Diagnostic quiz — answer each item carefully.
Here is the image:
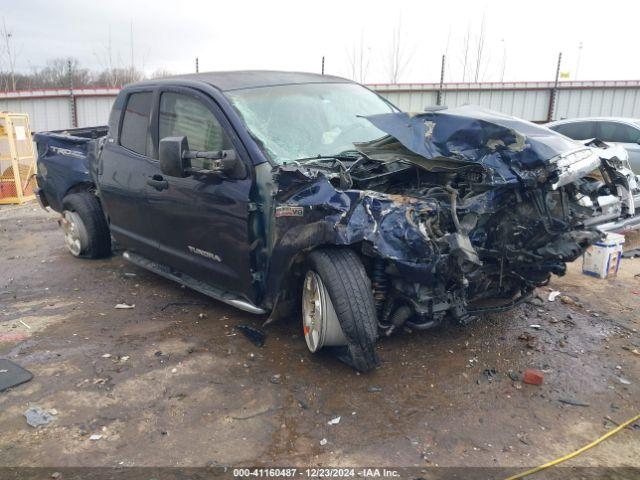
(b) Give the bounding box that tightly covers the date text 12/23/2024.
[233,468,400,478]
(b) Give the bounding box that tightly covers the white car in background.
[546,117,640,173]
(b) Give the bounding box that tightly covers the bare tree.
[473,13,486,82]
[385,17,412,84]
[460,23,471,82]
[149,68,173,79]
[346,30,370,83]
[1,18,18,91]
[93,27,143,87]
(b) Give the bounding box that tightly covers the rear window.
[120,92,152,155]
[551,121,596,140]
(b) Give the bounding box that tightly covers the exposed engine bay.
[271,106,640,333]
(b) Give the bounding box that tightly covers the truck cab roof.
[130,70,352,92]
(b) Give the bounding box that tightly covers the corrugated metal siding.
[2,81,640,131]
[75,96,116,129]
[0,88,120,132]
[555,88,640,119]
[371,80,640,123]
[0,97,70,132]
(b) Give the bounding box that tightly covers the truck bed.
[33,126,108,211]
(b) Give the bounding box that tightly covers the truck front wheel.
[60,192,111,258]
[302,248,379,372]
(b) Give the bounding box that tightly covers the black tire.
[61,192,111,258]
[307,248,379,372]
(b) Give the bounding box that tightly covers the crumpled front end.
[266,106,640,332]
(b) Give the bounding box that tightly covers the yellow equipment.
[0,112,36,204]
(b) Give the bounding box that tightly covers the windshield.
[226,82,395,164]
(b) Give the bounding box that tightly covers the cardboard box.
[582,232,625,279]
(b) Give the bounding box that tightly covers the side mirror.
[192,150,246,179]
[159,136,191,177]
[159,136,247,179]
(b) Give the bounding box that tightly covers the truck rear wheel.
[302,248,379,372]
[61,192,111,259]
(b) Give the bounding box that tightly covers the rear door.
[99,89,160,257]
[144,87,256,301]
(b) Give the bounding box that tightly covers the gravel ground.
[0,203,639,475]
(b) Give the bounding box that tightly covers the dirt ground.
[1,202,639,473]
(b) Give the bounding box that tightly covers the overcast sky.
[4,0,639,84]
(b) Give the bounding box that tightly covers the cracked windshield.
[227,82,395,163]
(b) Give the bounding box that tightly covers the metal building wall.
[0,96,70,132]
[75,96,116,129]
[0,88,120,132]
[1,81,640,132]
[371,80,640,123]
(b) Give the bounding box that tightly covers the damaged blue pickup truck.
[34,71,640,371]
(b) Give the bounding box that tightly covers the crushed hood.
[360,105,585,183]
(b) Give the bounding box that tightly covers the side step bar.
[122,251,266,315]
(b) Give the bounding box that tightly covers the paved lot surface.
[1,203,639,471]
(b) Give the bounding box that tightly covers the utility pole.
[195,57,199,73]
[547,52,562,122]
[436,54,446,106]
[68,59,77,128]
[321,56,325,75]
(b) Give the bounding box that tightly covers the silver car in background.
[546,117,640,173]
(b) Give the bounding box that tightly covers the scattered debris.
[483,368,498,382]
[114,303,135,309]
[548,290,561,302]
[529,324,542,330]
[123,272,137,277]
[24,406,54,428]
[618,377,631,385]
[320,438,328,446]
[327,416,341,425]
[269,374,281,385]
[523,368,544,386]
[19,320,31,329]
[160,301,208,311]
[101,353,112,358]
[367,386,383,393]
[518,332,538,349]
[558,398,590,407]
[0,359,33,392]
[89,434,102,441]
[559,295,577,306]
[235,325,266,347]
[621,248,640,259]
[507,371,519,382]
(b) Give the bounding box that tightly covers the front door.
[144,87,256,301]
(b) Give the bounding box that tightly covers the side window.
[120,92,152,155]
[159,92,230,169]
[552,121,596,140]
[597,122,640,143]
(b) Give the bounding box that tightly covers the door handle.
[147,175,169,191]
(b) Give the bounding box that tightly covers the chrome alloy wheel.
[60,210,88,257]
[302,270,347,352]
